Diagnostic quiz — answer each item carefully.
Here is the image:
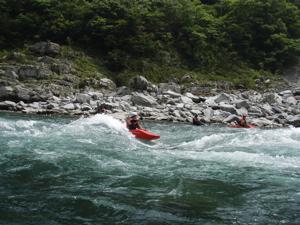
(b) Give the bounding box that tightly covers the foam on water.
[1,112,300,224]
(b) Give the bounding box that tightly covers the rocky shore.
[0,42,299,128]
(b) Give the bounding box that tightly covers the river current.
[0,112,299,225]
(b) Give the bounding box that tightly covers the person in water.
[192,114,204,126]
[237,114,248,127]
[126,112,143,130]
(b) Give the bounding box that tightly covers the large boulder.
[158,82,181,93]
[235,100,250,109]
[0,101,17,110]
[14,86,32,102]
[262,93,282,105]
[99,78,116,90]
[75,93,91,104]
[0,86,14,100]
[51,63,71,74]
[286,115,300,127]
[131,92,157,107]
[219,103,237,114]
[214,93,232,104]
[185,92,204,103]
[129,76,157,92]
[29,41,60,56]
[18,65,52,80]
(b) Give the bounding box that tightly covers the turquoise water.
[0,112,299,225]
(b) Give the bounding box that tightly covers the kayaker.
[192,114,204,126]
[237,114,248,127]
[126,112,143,130]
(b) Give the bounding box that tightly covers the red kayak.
[229,124,255,128]
[130,129,160,140]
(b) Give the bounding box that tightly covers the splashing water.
[0,112,299,225]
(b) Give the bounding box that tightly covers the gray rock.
[219,103,237,114]
[279,90,292,97]
[235,100,250,109]
[0,86,14,100]
[14,86,31,102]
[51,63,71,74]
[117,86,131,96]
[180,96,194,104]
[129,76,157,92]
[248,106,263,117]
[75,93,91,104]
[185,92,203,103]
[251,118,275,127]
[158,82,181,93]
[0,101,17,110]
[131,92,157,107]
[236,107,248,116]
[81,103,92,111]
[18,65,52,80]
[286,115,300,127]
[46,103,59,109]
[214,93,232,104]
[29,41,60,56]
[163,90,182,98]
[262,93,282,105]
[62,103,75,110]
[260,104,274,116]
[293,89,300,96]
[284,96,297,105]
[38,56,57,64]
[203,107,214,122]
[99,78,116,90]
[223,114,240,123]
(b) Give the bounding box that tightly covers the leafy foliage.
[0,0,299,82]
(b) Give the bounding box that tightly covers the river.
[0,112,299,224]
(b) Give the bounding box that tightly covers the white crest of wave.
[176,128,300,151]
[172,150,300,169]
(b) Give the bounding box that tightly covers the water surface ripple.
[0,112,299,224]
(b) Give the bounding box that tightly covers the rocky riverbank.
[0,42,299,127]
